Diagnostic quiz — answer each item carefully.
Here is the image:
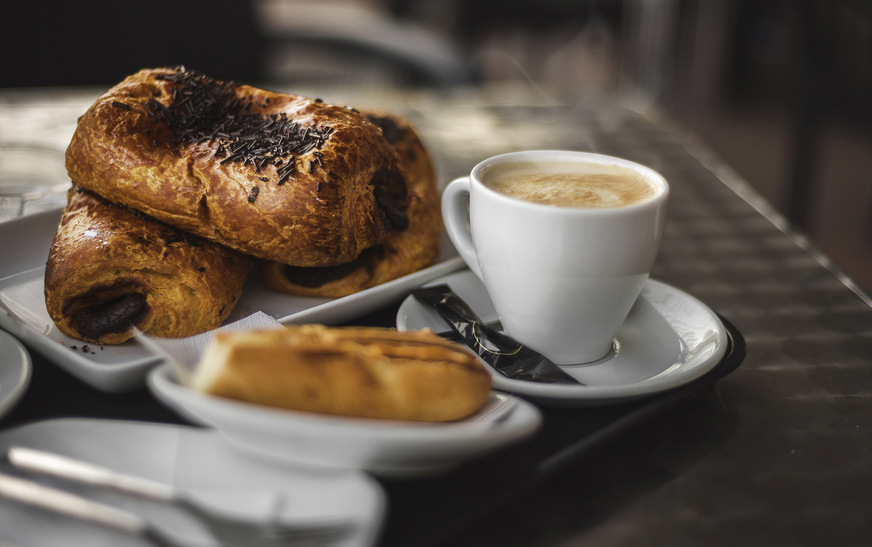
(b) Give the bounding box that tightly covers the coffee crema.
[481,161,659,209]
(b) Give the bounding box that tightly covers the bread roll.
[257,112,441,297]
[193,325,492,422]
[65,67,411,267]
[45,186,249,344]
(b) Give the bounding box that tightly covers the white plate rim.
[396,269,729,406]
[0,329,32,420]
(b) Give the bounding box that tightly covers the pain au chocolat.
[45,186,249,344]
[258,111,441,297]
[64,67,438,272]
[193,325,492,422]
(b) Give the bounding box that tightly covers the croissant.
[65,67,412,267]
[257,112,441,297]
[193,325,492,422]
[44,187,249,344]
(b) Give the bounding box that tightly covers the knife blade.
[412,284,582,385]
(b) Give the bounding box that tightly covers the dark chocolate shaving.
[146,68,333,183]
[145,68,411,232]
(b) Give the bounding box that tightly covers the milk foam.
[482,161,658,208]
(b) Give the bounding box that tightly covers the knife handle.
[0,471,184,547]
[7,447,176,503]
[0,471,143,535]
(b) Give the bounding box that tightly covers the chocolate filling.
[73,293,149,340]
[366,114,406,144]
[283,247,383,288]
[365,115,412,231]
[371,169,409,231]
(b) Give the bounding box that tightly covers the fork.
[4,447,352,547]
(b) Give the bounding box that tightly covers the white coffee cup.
[442,150,669,364]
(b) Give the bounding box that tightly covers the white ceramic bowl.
[147,364,541,477]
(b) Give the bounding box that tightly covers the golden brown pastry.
[257,112,441,297]
[193,325,493,422]
[45,186,249,344]
[65,67,411,267]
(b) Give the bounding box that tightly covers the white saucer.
[0,418,385,547]
[0,329,31,420]
[396,270,728,406]
[148,364,541,478]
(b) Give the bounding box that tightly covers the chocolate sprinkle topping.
[111,101,131,110]
[146,68,333,184]
[142,68,411,232]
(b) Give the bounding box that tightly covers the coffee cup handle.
[441,176,483,279]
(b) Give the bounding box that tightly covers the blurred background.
[2,0,870,293]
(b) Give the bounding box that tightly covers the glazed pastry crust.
[193,325,492,422]
[65,67,410,267]
[257,112,441,297]
[45,187,249,344]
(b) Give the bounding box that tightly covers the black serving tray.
[2,308,745,547]
[377,315,746,547]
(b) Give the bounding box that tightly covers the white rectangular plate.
[0,209,462,392]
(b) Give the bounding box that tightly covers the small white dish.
[396,269,728,406]
[148,363,541,478]
[0,418,385,547]
[0,329,31,421]
[0,208,463,392]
